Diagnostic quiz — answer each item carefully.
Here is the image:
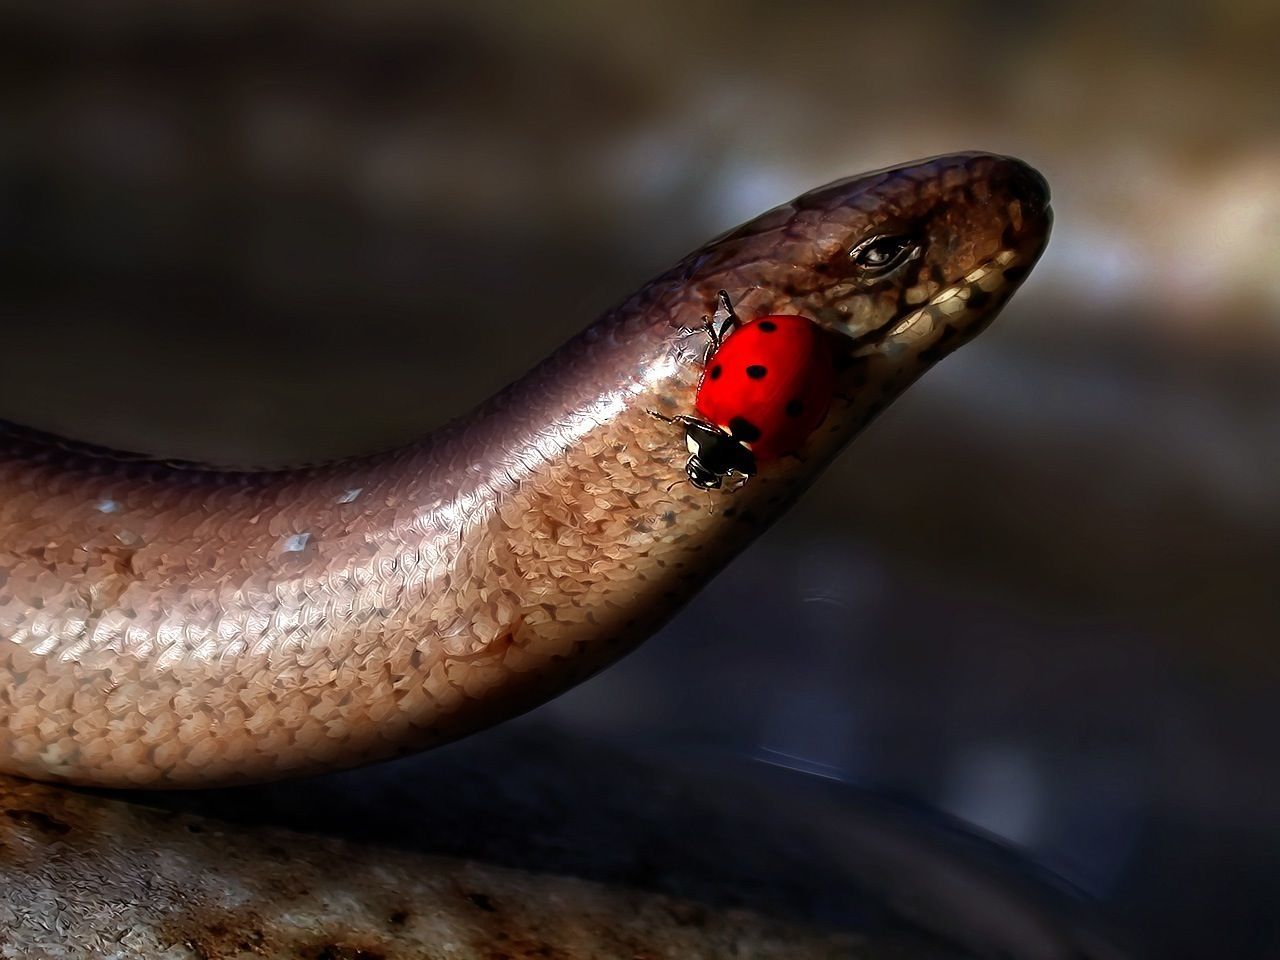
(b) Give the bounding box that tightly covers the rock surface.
[0,727,1126,959]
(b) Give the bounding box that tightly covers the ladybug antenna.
[705,489,716,515]
[665,477,687,494]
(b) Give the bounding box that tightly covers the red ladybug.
[652,291,835,491]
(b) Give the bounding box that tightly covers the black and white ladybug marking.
[649,412,757,491]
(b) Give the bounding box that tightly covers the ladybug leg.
[648,411,706,429]
[698,290,741,365]
[711,289,741,340]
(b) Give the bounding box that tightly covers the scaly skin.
[0,153,1051,787]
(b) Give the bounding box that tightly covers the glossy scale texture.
[0,153,1051,787]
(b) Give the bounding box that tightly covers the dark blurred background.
[2,2,1278,957]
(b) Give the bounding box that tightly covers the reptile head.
[703,152,1051,374]
[804,152,1051,358]
[659,152,1051,485]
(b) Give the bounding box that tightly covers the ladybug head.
[685,457,723,491]
[703,153,1051,373]
[681,419,757,491]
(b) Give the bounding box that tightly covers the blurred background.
[1,1,1278,957]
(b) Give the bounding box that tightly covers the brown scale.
[0,153,1051,787]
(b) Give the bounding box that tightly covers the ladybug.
[652,291,836,491]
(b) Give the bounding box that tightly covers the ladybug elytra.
[653,291,836,491]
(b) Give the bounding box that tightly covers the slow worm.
[0,153,1051,788]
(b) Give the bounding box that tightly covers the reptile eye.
[849,234,919,278]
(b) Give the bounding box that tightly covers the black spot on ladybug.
[757,320,778,332]
[728,417,762,443]
[709,365,723,380]
[746,365,767,379]
[785,399,804,417]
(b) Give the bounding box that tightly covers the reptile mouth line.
[834,257,1005,358]
[844,212,1050,361]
